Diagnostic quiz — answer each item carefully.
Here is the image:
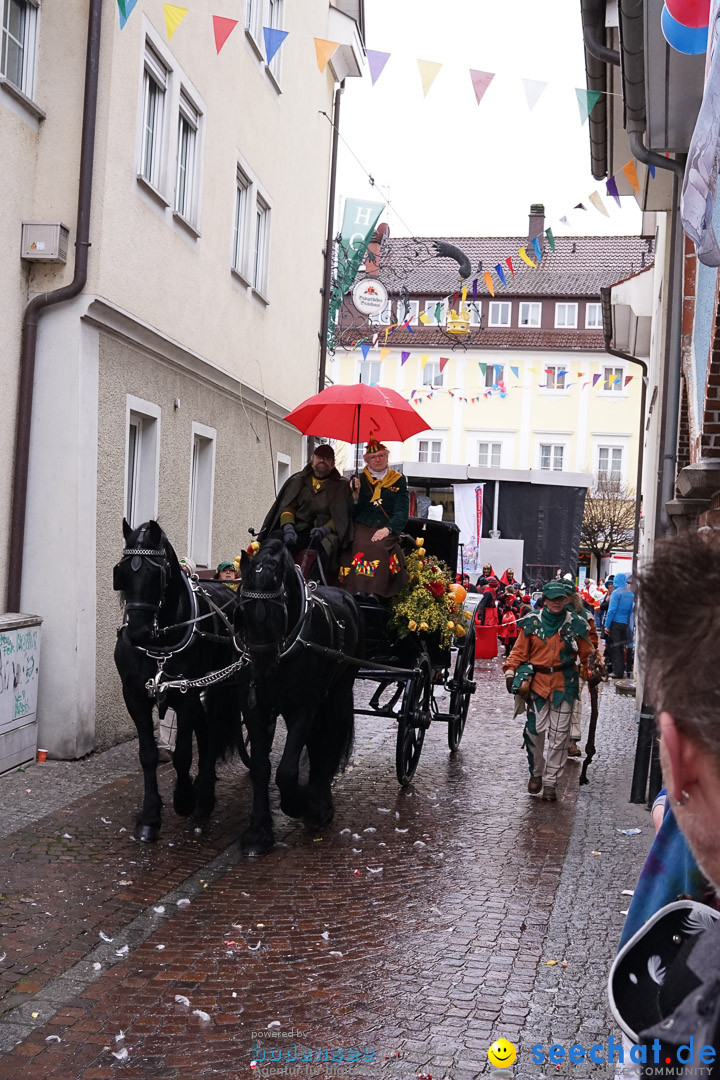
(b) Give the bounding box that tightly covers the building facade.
[1,0,364,755]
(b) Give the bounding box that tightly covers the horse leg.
[122,684,163,842]
[240,704,275,857]
[275,710,312,820]
[304,683,355,829]
[190,694,217,823]
[170,698,196,817]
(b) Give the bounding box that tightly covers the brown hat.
[312,444,335,461]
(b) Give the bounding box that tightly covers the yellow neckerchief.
[363,466,402,504]
[311,475,326,493]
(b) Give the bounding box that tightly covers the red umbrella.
[283,382,431,444]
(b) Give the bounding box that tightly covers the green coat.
[353,469,409,535]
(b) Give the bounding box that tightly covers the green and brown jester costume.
[503,586,594,794]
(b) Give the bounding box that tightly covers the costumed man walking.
[258,444,352,581]
[503,579,595,801]
[338,438,409,598]
[604,571,634,678]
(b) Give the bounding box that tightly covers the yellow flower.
[419,622,429,632]
[416,547,426,557]
[462,610,471,619]
[415,536,424,547]
[408,620,417,631]
[455,624,466,637]
[447,621,455,630]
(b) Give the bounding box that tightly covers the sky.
[336,0,643,239]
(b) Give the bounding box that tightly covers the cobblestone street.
[0,656,652,1080]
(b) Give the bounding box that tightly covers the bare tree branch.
[581,479,637,568]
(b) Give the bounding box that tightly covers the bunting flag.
[410,389,417,398]
[434,302,443,323]
[505,256,515,277]
[401,351,410,365]
[420,354,430,369]
[510,366,519,379]
[472,278,478,301]
[263,25,288,63]
[419,311,431,325]
[622,160,640,194]
[451,291,459,309]
[314,38,339,72]
[439,357,449,372]
[495,365,503,380]
[606,175,621,207]
[575,88,602,125]
[469,69,494,105]
[360,343,371,360]
[483,271,495,297]
[592,374,602,387]
[366,49,391,86]
[624,375,633,386]
[559,216,570,226]
[479,363,487,376]
[380,347,390,363]
[118,0,138,28]
[417,59,442,97]
[213,15,238,53]
[518,246,536,269]
[545,228,555,252]
[582,381,590,390]
[461,284,468,305]
[574,203,587,211]
[164,4,188,40]
[648,164,656,179]
[531,236,542,263]
[588,191,609,217]
[494,263,507,287]
[522,79,548,110]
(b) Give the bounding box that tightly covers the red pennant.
[439,357,449,372]
[505,257,515,278]
[452,292,459,309]
[624,375,633,386]
[213,15,238,53]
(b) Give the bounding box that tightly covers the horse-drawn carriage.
[113,515,476,853]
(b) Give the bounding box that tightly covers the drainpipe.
[6,0,103,612]
[317,80,344,395]
[600,287,647,580]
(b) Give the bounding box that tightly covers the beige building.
[1,0,364,756]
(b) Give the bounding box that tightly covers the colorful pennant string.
[263,25,288,63]
[164,4,188,40]
[213,15,238,53]
[366,49,391,86]
[417,59,443,97]
[315,38,339,73]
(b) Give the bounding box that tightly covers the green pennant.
[479,362,487,376]
[434,301,443,323]
[575,88,602,126]
[545,227,555,252]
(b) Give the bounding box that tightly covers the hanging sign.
[351,277,388,316]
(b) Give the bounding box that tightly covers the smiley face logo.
[488,1038,517,1068]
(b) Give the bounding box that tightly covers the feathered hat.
[364,437,388,455]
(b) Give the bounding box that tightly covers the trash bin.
[0,614,42,774]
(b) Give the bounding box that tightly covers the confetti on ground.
[248,942,261,951]
[618,828,642,836]
[153,905,165,914]
[99,932,113,942]
[621,889,635,896]
[112,1048,129,1061]
[377,808,391,813]
[330,951,343,957]
[367,867,383,874]
[115,946,129,957]
[268,1022,281,1028]
[156,944,165,950]
[413,841,426,848]
[339,828,351,835]
[174,995,191,1007]
[363,827,376,833]
[45,1036,61,1043]
[93,963,102,970]
[545,960,558,966]
[177,898,190,907]
[395,828,408,834]
[100,817,112,824]
[321,931,330,940]
[193,1009,211,1022]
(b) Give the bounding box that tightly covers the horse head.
[236,539,300,672]
[114,519,182,646]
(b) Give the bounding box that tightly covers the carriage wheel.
[396,656,432,786]
[448,625,476,752]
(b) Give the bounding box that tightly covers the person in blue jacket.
[604,571,634,678]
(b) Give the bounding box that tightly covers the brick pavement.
[0,656,652,1080]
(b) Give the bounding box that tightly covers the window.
[232,169,251,277]
[267,0,284,82]
[484,363,504,388]
[418,439,442,464]
[369,302,392,326]
[488,302,511,327]
[555,302,578,328]
[276,452,291,489]
[424,300,447,326]
[174,93,200,222]
[586,302,602,329]
[423,361,444,387]
[544,365,566,390]
[519,302,541,327]
[253,194,271,296]
[1,0,37,96]
[360,359,380,385]
[125,397,160,527]
[397,298,420,326]
[478,442,502,468]
[540,444,564,471]
[188,423,216,567]
[244,0,263,41]
[603,365,624,391]
[598,446,623,481]
[140,45,168,189]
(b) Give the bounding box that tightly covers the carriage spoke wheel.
[448,625,476,752]
[396,655,432,786]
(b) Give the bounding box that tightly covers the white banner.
[453,484,484,574]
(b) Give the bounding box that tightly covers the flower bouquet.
[389,539,472,650]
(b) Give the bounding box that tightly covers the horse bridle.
[115,547,170,619]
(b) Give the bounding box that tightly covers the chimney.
[528,203,545,241]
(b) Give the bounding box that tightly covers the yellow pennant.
[379,347,390,362]
[420,354,430,369]
[622,160,640,194]
[164,4,188,40]
[314,38,339,73]
[518,246,536,269]
[417,59,442,97]
[419,311,431,324]
[461,285,468,305]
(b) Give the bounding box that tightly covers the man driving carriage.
[257,444,352,581]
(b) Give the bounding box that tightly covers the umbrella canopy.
[283,382,431,444]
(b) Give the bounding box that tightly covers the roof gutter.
[6,0,102,612]
[600,286,647,579]
[581,0,617,180]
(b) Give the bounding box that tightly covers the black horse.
[236,539,363,857]
[113,519,247,841]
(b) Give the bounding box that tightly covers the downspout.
[6,0,103,612]
[317,80,344,394]
[600,286,647,580]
